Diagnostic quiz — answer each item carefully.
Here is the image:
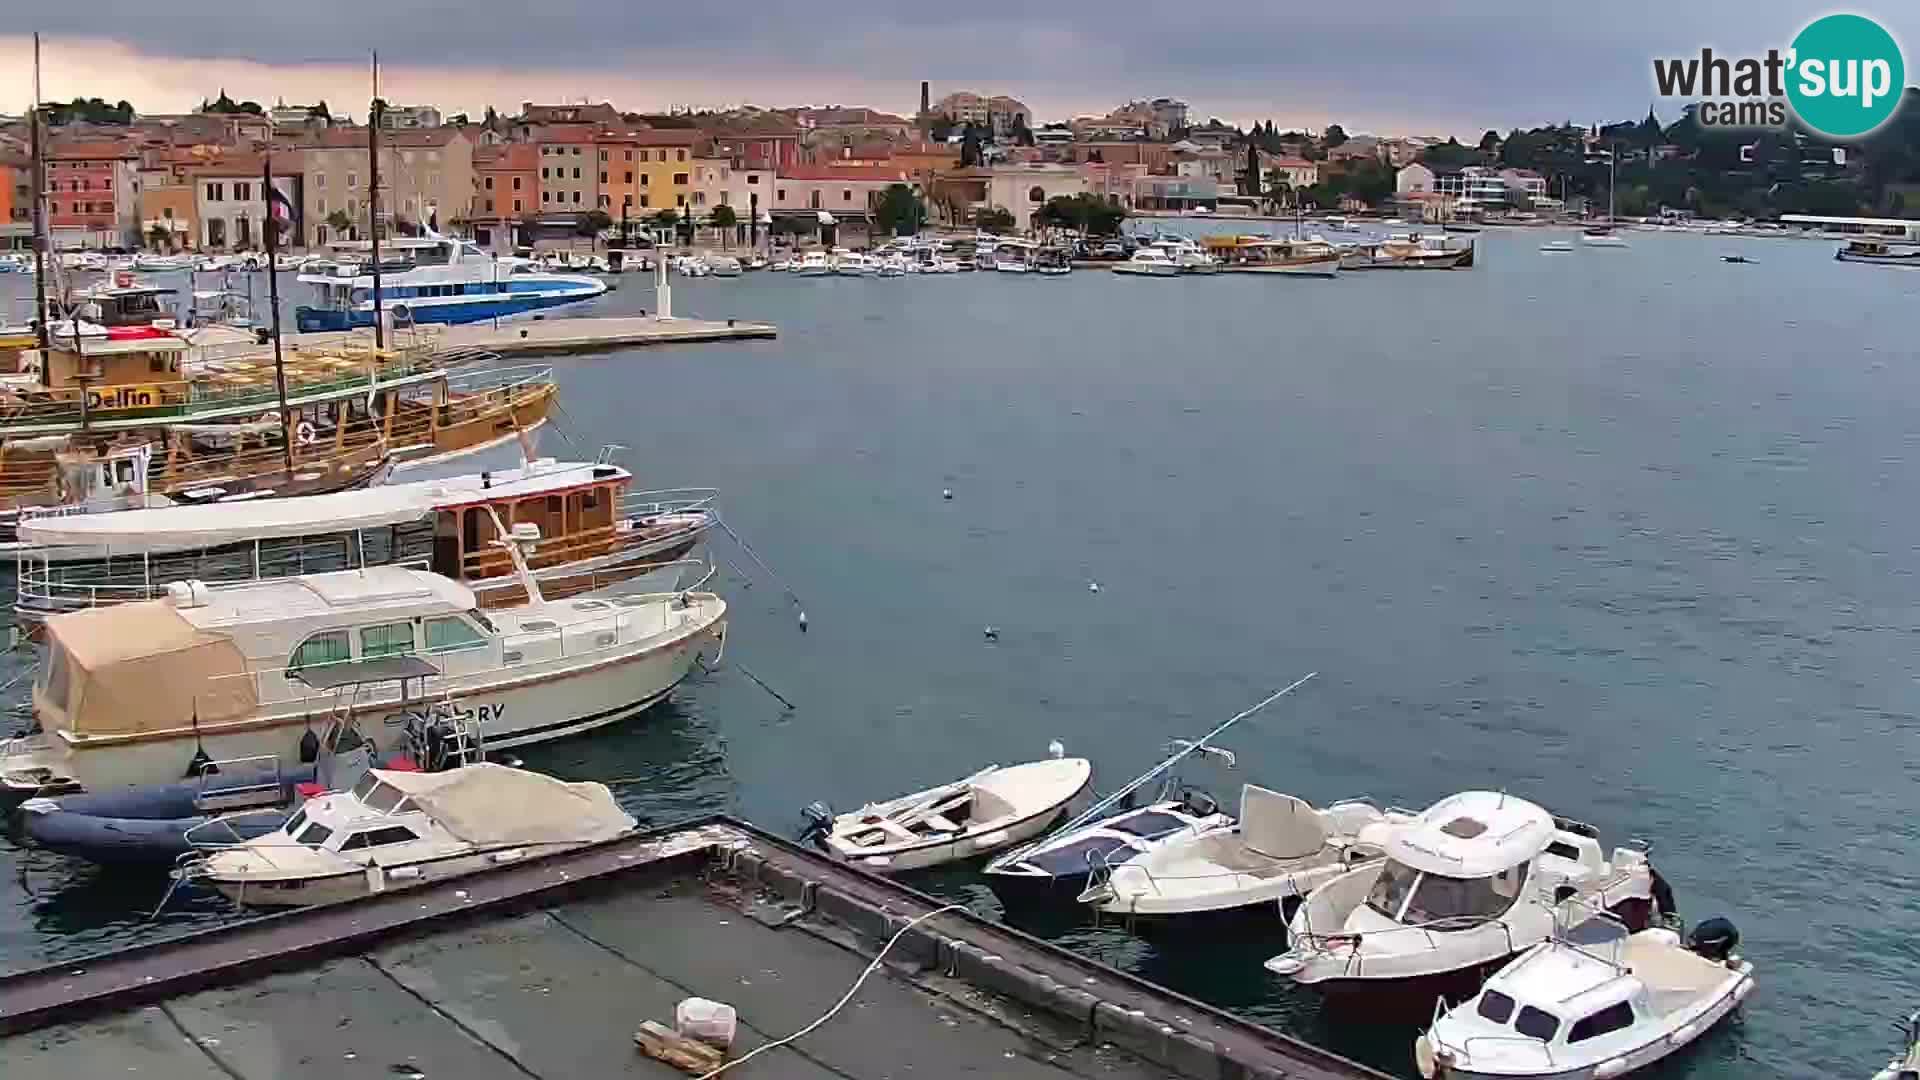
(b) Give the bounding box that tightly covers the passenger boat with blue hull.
[295,232,609,331]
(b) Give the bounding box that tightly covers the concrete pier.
[0,817,1385,1080]
[288,315,776,360]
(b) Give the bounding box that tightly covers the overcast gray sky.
[4,3,1917,138]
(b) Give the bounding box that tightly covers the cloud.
[5,2,1917,137]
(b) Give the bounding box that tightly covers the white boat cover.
[374,764,634,848]
[39,601,257,737]
[21,484,436,554]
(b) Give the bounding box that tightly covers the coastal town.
[5,80,1919,258]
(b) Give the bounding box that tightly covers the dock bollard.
[728,319,736,327]
[519,329,528,338]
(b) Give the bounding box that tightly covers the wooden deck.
[286,316,777,359]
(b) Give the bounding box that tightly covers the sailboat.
[1583,144,1630,248]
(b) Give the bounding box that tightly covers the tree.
[578,209,613,237]
[325,209,352,234]
[483,105,500,131]
[1010,113,1034,147]
[1262,181,1294,211]
[1036,193,1127,236]
[1323,124,1348,148]
[959,124,984,168]
[927,113,957,141]
[652,209,679,232]
[973,206,1015,234]
[146,223,173,251]
[200,90,264,116]
[43,97,133,125]
[872,183,924,236]
[1418,138,1478,169]
[1478,130,1501,155]
[309,101,331,121]
[447,113,471,127]
[710,204,738,248]
[1241,141,1261,196]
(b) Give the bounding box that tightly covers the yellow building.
[631,130,701,214]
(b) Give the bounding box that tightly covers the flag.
[267,181,295,241]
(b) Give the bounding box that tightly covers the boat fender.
[1650,865,1677,917]
[185,746,218,778]
[298,727,320,765]
[295,421,317,446]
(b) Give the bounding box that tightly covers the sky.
[3,3,1918,140]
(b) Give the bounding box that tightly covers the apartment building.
[46,140,138,248]
[631,129,701,213]
[298,126,474,245]
[770,164,912,221]
[689,157,771,220]
[191,156,302,250]
[135,149,201,250]
[932,92,1029,138]
[0,153,27,250]
[471,142,538,248]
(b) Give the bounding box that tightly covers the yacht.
[1581,226,1630,249]
[1111,248,1181,277]
[833,251,877,276]
[1836,240,1920,266]
[993,238,1037,273]
[1416,916,1752,1079]
[188,763,636,907]
[793,251,832,277]
[2,552,726,800]
[1152,239,1219,274]
[1266,791,1671,1008]
[294,228,608,330]
[1540,240,1575,253]
[14,453,713,622]
[706,255,742,277]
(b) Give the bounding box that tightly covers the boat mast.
[368,50,384,351]
[263,148,293,471]
[29,33,50,355]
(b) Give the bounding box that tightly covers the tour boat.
[13,452,712,622]
[1112,249,1181,277]
[802,752,1093,873]
[1265,791,1672,1008]
[187,763,636,907]
[1077,786,1412,921]
[1415,916,1752,1079]
[1872,1010,1920,1080]
[1,546,726,802]
[1836,240,1920,266]
[1344,235,1477,269]
[1214,237,1343,277]
[294,230,608,330]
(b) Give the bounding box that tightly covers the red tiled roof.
[47,140,137,161]
[475,142,539,169]
[778,164,910,182]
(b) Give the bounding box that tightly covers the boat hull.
[1112,264,1180,277]
[1230,257,1342,278]
[204,840,596,908]
[293,284,605,331]
[841,801,1077,873]
[1837,249,1920,266]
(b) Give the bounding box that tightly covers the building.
[1069,141,1175,173]
[135,148,203,251]
[470,141,539,249]
[983,164,1087,223]
[1169,141,1235,187]
[690,157,773,238]
[379,104,444,130]
[1498,168,1548,205]
[931,92,1029,138]
[46,139,139,248]
[299,133,368,246]
[1395,162,1436,197]
[191,156,301,250]
[0,153,28,250]
[1433,165,1509,211]
[771,163,913,222]
[1263,155,1320,190]
[1135,175,1217,211]
[630,129,702,214]
[534,126,599,214]
[296,126,475,245]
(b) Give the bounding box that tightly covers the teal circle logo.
[1786,14,1905,138]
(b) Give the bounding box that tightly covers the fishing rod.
[997,671,1318,864]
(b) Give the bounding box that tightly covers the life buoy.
[390,302,413,325]
[296,421,317,446]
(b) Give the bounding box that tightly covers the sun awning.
[21,482,439,555]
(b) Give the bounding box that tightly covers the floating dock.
[0,817,1384,1080]
[287,315,776,359]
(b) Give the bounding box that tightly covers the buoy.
[942,488,953,500]
[983,626,998,641]
[797,610,809,632]
[1087,582,1101,593]
[1048,740,1066,759]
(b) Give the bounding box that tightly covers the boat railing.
[182,806,300,854]
[0,357,447,431]
[1454,1034,1557,1069]
[618,487,720,518]
[15,550,434,619]
[443,361,545,396]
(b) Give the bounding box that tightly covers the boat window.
[1107,811,1190,838]
[356,779,408,814]
[284,808,309,836]
[468,608,498,634]
[1476,989,1517,1024]
[1365,858,1421,920]
[341,825,421,850]
[1568,1000,1635,1043]
[1513,1005,1560,1042]
[288,630,351,673]
[360,622,416,659]
[1403,867,1524,924]
[1546,840,1583,862]
[425,616,489,653]
[296,821,335,846]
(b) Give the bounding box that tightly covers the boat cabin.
[36,326,188,398]
[70,286,177,329]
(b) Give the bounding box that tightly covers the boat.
[706,255,742,277]
[984,787,1233,901]
[876,255,910,278]
[994,238,1037,273]
[1033,248,1073,276]
[1720,254,1755,264]
[1581,227,1630,249]
[1078,785,1410,921]
[185,763,636,907]
[1836,240,1920,266]
[1872,1010,1920,1080]
[1265,791,1672,1008]
[1540,241,1575,253]
[294,229,608,331]
[802,752,1093,873]
[793,251,832,277]
[1212,237,1342,277]
[1,547,727,801]
[13,452,713,622]
[1345,235,1476,269]
[833,251,877,276]
[1111,249,1181,277]
[1415,915,1752,1079]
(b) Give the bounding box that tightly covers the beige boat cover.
[373,763,635,848]
[45,600,257,737]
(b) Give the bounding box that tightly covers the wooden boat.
[0,326,555,536]
[188,764,636,907]
[1208,236,1343,277]
[804,755,1092,873]
[13,452,713,622]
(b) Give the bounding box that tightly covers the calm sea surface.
[2,228,1917,1078]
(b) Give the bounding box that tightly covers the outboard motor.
[1181,789,1219,818]
[1650,865,1678,920]
[799,802,835,848]
[1687,916,1740,963]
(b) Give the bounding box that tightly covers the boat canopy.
[21,483,437,554]
[1385,790,1554,877]
[39,600,257,738]
[371,763,633,847]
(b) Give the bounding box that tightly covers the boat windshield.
[350,773,410,814]
[1366,858,1526,924]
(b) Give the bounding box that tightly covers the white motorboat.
[984,788,1231,901]
[833,252,877,276]
[1415,916,1752,1079]
[1540,241,1575,253]
[793,251,832,277]
[1079,785,1411,919]
[994,238,1037,273]
[1872,1010,1920,1079]
[1112,249,1181,277]
[672,255,711,277]
[295,229,607,330]
[1153,239,1219,274]
[706,255,742,277]
[1266,791,1669,1007]
[876,255,909,278]
[188,763,635,907]
[804,754,1092,873]
[3,540,726,800]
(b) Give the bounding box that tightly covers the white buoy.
[1087,582,1101,593]
[797,611,809,632]
[983,626,999,641]
[942,488,953,500]
[1047,739,1066,759]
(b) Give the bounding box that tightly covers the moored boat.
[1836,240,1920,266]
[1112,249,1181,277]
[1872,1009,1920,1079]
[1211,236,1343,277]
[294,229,608,330]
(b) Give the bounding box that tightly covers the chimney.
[920,81,930,117]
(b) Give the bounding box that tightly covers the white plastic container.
[675,997,738,1049]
